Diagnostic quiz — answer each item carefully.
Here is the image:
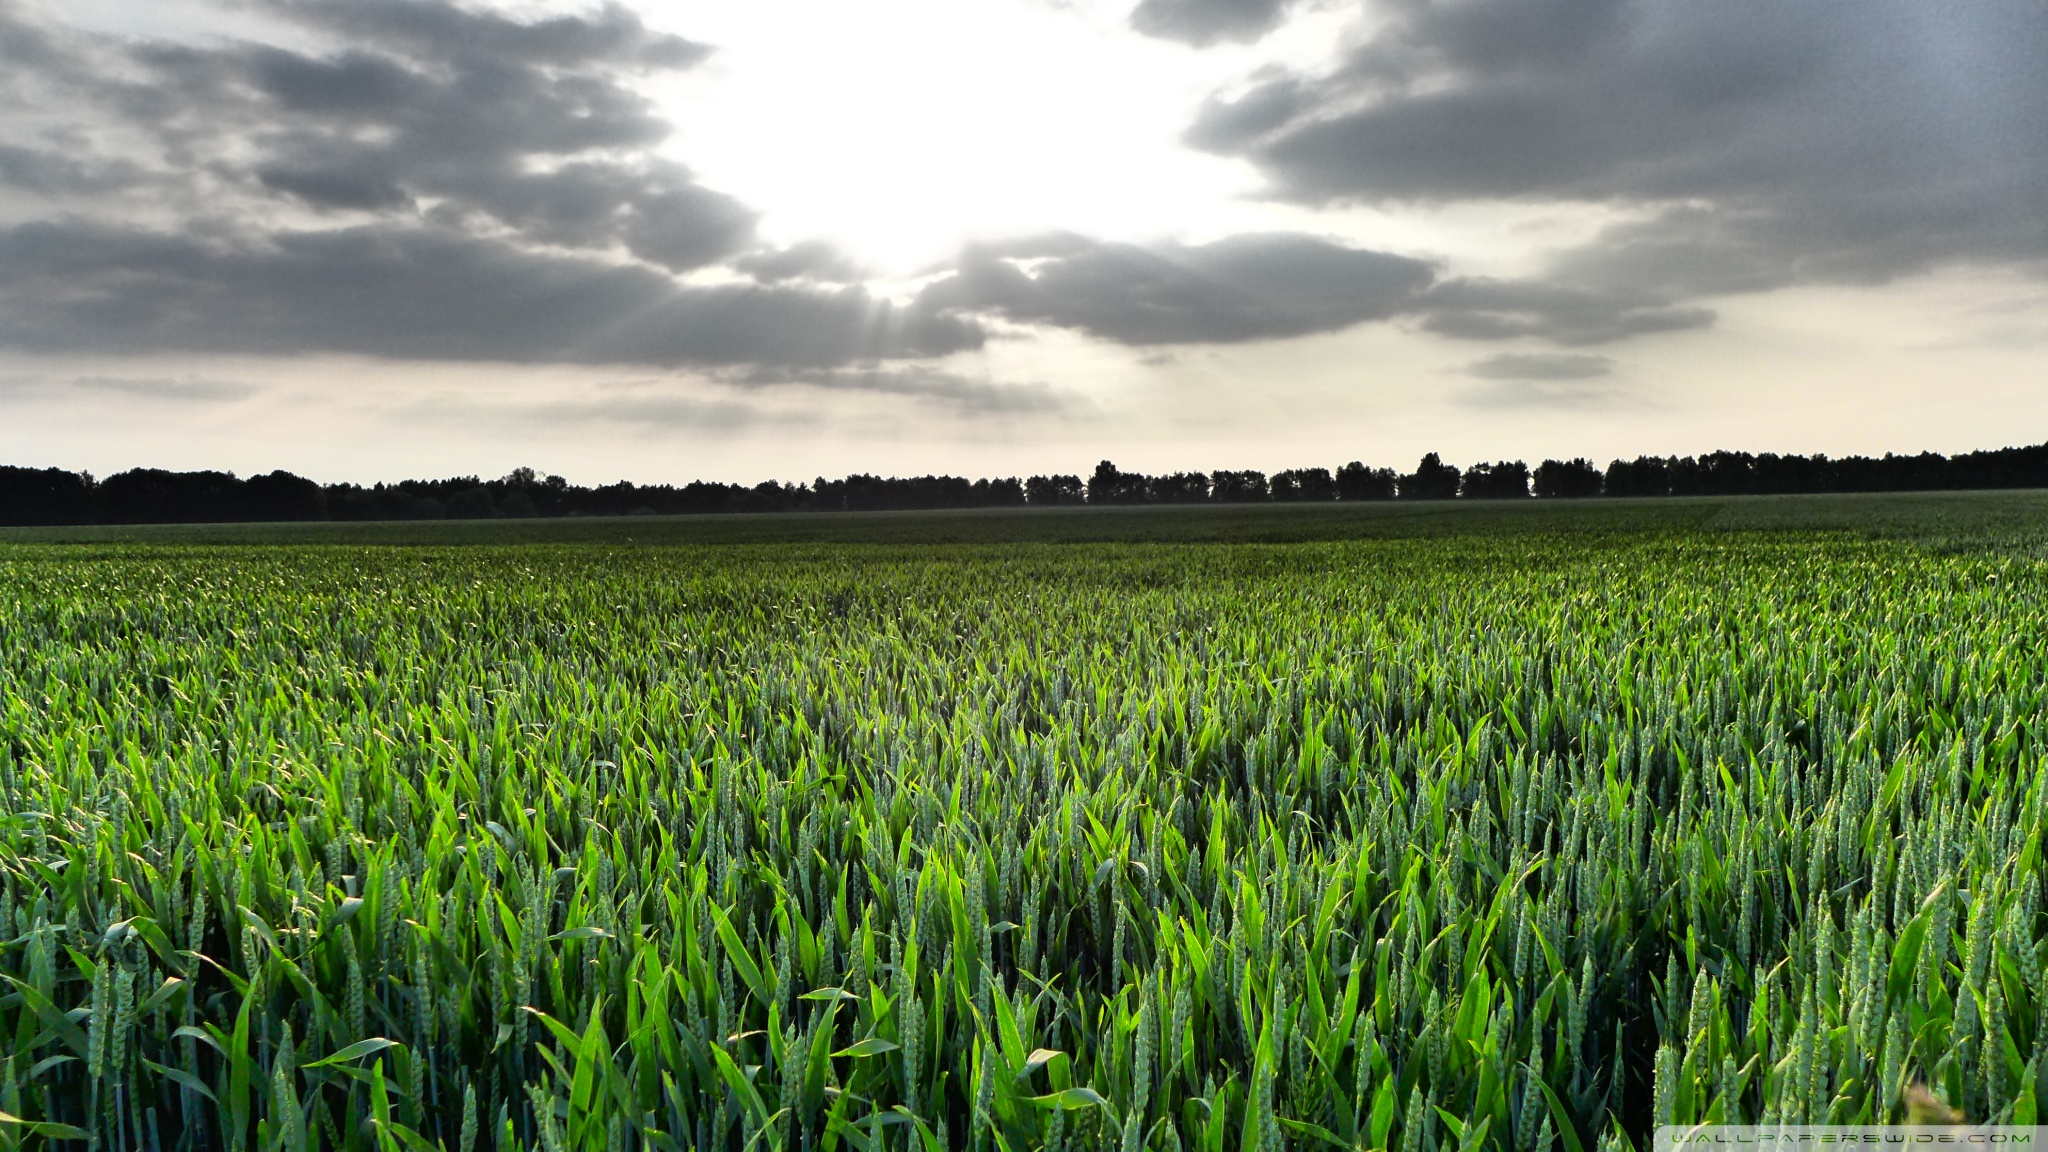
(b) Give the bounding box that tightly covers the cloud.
[0,0,996,368]
[1455,378,1633,411]
[0,219,981,366]
[919,232,1435,345]
[397,383,802,433]
[1187,1,2048,302]
[1128,0,1298,47]
[1461,352,1612,381]
[261,0,713,71]
[0,0,752,254]
[1451,351,1632,409]
[73,375,260,402]
[257,164,414,212]
[1416,279,1713,345]
[1182,75,1305,153]
[720,366,1071,415]
[0,373,257,404]
[734,240,869,284]
[913,230,1708,351]
[438,364,1070,432]
[89,2,756,272]
[0,144,149,195]
[479,394,793,433]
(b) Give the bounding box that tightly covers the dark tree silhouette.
[1335,461,1397,501]
[1532,458,1603,498]
[98,469,244,524]
[815,474,990,511]
[1460,460,1532,499]
[1209,470,1269,503]
[1025,475,1085,505]
[1398,453,1462,500]
[0,466,95,525]
[242,470,328,521]
[973,477,1027,506]
[445,486,500,519]
[1145,472,1211,503]
[1604,456,1671,497]
[9,440,2048,527]
[1087,461,1151,505]
[1271,468,1336,502]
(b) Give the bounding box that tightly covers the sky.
[0,0,2044,486]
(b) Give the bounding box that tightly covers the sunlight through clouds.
[650,0,1354,275]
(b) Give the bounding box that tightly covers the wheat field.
[0,520,2042,1149]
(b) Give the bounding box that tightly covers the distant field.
[0,493,2044,1149]
[7,486,2048,546]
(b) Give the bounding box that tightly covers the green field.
[1,494,2045,1150]
[8,487,2048,547]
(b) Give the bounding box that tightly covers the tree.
[1460,460,1531,499]
[1087,461,1149,505]
[1532,458,1603,498]
[0,465,95,525]
[973,477,1027,506]
[1271,468,1335,502]
[1335,461,1396,501]
[1696,450,1757,495]
[98,468,244,524]
[1209,470,1269,503]
[1397,453,1461,500]
[1604,456,1672,497]
[243,470,328,521]
[1147,472,1211,503]
[446,486,498,519]
[1025,474,1085,505]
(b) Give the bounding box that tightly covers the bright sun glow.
[651,0,1343,276]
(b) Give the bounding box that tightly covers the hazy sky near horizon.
[1,0,2044,485]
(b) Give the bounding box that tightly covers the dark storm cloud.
[0,0,1010,368]
[919,232,1435,345]
[1128,0,1298,47]
[1182,75,1304,153]
[95,2,756,272]
[0,219,981,366]
[0,144,149,195]
[257,164,414,211]
[418,160,757,272]
[1461,352,1612,381]
[1190,0,2048,304]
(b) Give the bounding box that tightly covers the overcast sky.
[2,0,2044,485]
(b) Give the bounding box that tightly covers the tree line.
[3,443,2047,525]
